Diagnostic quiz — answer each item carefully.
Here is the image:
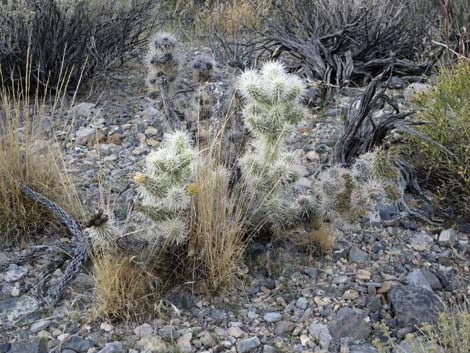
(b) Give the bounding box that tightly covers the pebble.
[263,312,282,323]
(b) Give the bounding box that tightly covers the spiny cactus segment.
[238,61,316,235]
[134,131,194,245]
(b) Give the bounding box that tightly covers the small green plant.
[405,61,470,215]
[238,61,317,235]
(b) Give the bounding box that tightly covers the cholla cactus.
[315,150,397,222]
[192,54,215,84]
[238,61,316,235]
[145,32,180,97]
[134,131,194,246]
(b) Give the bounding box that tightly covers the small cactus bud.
[134,172,146,184]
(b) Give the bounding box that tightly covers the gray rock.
[263,312,282,323]
[350,344,378,353]
[274,321,295,336]
[236,336,261,353]
[3,264,28,282]
[0,252,9,266]
[159,325,180,340]
[134,323,153,338]
[63,335,95,353]
[404,83,430,102]
[348,245,369,263]
[167,288,195,310]
[0,343,10,353]
[8,339,47,353]
[328,308,371,342]
[263,345,276,353]
[296,297,308,310]
[0,296,39,322]
[407,269,442,291]
[304,267,318,281]
[421,269,442,291]
[30,319,50,333]
[409,232,434,251]
[438,229,457,248]
[98,342,124,353]
[70,102,96,117]
[75,127,97,145]
[309,323,332,349]
[387,77,405,89]
[176,332,193,353]
[406,270,433,292]
[388,285,444,328]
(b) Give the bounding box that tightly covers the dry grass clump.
[188,151,252,292]
[195,0,273,36]
[0,69,79,244]
[93,254,160,322]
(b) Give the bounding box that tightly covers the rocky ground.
[1,54,470,353]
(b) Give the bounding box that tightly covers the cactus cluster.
[238,62,315,235]
[315,151,395,221]
[145,32,180,97]
[134,131,195,246]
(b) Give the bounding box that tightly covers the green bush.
[0,0,158,89]
[406,61,470,215]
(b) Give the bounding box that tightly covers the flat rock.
[134,323,153,338]
[3,264,28,282]
[30,319,50,333]
[63,335,95,353]
[236,336,261,353]
[97,342,124,353]
[263,312,282,323]
[0,296,39,322]
[438,229,457,248]
[309,323,332,349]
[348,245,369,263]
[176,332,193,353]
[387,285,444,328]
[350,344,378,353]
[410,232,434,251]
[406,269,433,292]
[328,308,371,342]
[8,339,47,353]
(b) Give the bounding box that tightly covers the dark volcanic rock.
[387,285,444,328]
[328,308,371,342]
[8,339,47,353]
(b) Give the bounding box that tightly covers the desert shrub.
[262,0,433,90]
[0,69,80,244]
[238,61,319,235]
[0,0,158,90]
[373,309,470,353]
[405,61,470,215]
